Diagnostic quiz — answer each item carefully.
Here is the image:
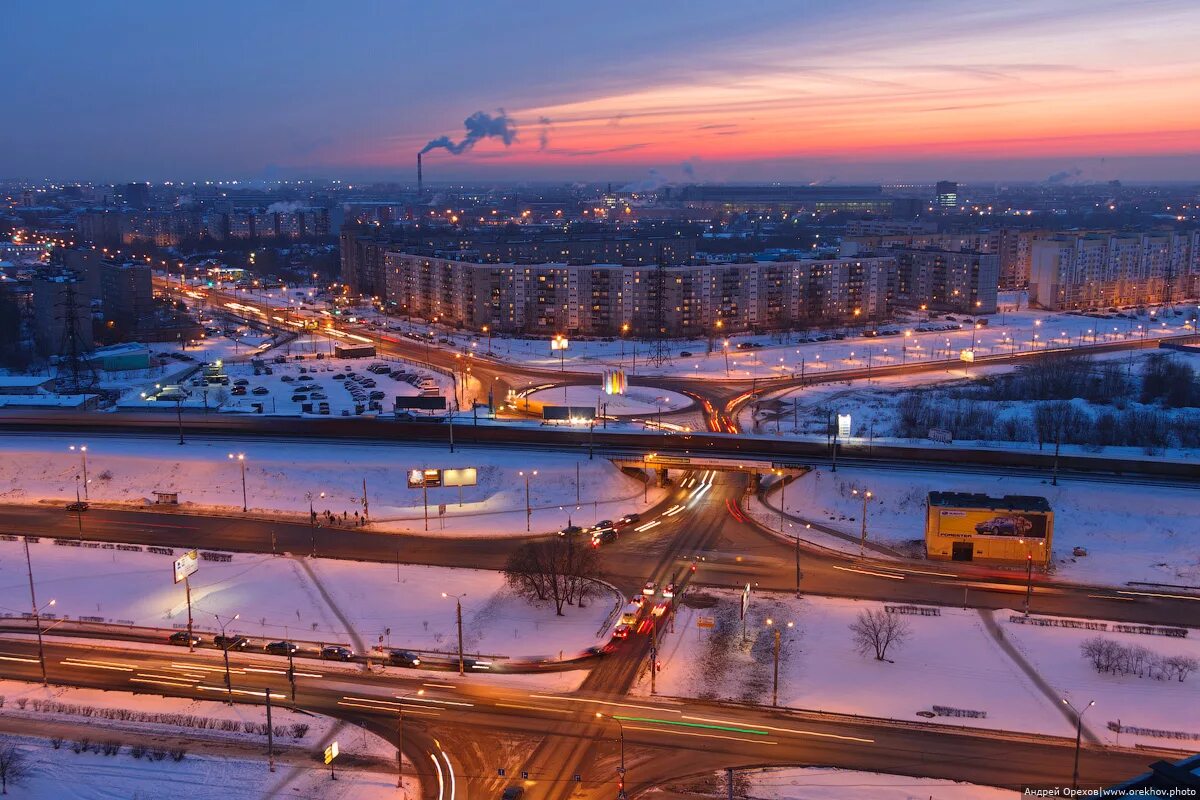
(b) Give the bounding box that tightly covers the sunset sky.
[4,0,1199,183]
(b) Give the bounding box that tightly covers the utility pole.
[265,688,275,772]
[442,593,465,675]
[24,537,47,686]
[1064,699,1095,791]
[794,530,802,592]
[853,489,873,559]
[287,646,296,702]
[772,624,781,706]
[184,574,194,653]
[361,478,369,523]
[650,618,658,695]
[176,397,185,445]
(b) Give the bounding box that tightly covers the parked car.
[65,501,89,512]
[252,386,269,395]
[321,645,354,661]
[168,631,202,647]
[387,650,422,667]
[264,641,298,656]
[214,635,250,651]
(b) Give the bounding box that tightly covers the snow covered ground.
[637,591,1198,749]
[355,295,1196,378]
[734,766,1019,800]
[0,539,618,659]
[771,467,1200,587]
[0,433,664,537]
[526,384,692,416]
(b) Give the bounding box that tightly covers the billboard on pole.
[740,583,750,620]
[173,549,199,584]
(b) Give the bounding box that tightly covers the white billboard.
[837,413,852,438]
[442,468,478,488]
[173,549,199,584]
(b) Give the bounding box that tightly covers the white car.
[662,583,676,599]
[642,581,656,596]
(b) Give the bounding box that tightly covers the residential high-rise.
[32,270,92,357]
[100,260,154,332]
[935,181,958,209]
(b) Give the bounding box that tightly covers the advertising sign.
[324,741,339,765]
[442,468,478,488]
[837,413,852,438]
[937,508,1048,539]
[959,348,976,363]
[602,370,627,396]
[407,468,442,488]
[740,583,751,620]
[173,549,199,584]
[550,336,569,351]
[697,616,715,629]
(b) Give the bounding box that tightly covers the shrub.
[49,737,63,750]
[129,744,146,759]
[290,723,309,739]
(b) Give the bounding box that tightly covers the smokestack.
[417,153,423,198]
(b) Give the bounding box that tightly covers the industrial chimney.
[417,153,423,198]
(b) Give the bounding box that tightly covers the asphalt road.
[0,636,1176,799]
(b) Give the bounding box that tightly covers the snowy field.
[0,539,617,659]
[526,384,692,416]
[638,591,1199,749]
[0,434,663,537]
[352,294,1196,378]
[772,467,1200,587]
[735,766,1019,800]
[742,348,1200,461]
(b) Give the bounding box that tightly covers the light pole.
[23,535,50,686]
[441,592,465,675]
[397,689,425,791]
[595,713,627,800]
[228,453,247,512]
[70,444,88,500]
[765,618,793,707]
[519,470,537,532]
[214,612,240,704]
[852,488,873,559]
[1063,698,1095,791]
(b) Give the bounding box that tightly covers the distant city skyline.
[3,0,1199,184]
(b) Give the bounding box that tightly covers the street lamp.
[214,612,240,704]
[1063,698,1095,791]
[851,488,873,558]
[441,593,466,675]
[397,689,425,791]
[765,618,794,707]
[595,713,627,800]
[228,453,247,512]
[518,470,538,532]
[1019,537,1043,616]
[69,444,88,500]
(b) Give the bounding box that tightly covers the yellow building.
[925,492,1053,566]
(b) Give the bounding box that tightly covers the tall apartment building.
[100,260,154,331]
[1029,232,1200,310]
[381,253,896,336]
[935,181,958,209]
[891,249,999,314]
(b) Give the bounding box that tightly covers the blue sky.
[3,0,1198,183]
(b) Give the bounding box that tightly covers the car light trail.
[527,695,682,714]
[398,694,474,708]
[430,752,445,800]
[831,565,905,580]
[614,714,768,736]
[61,658,135,672]
[129,677,195,688]
[337,700,441,716]
[0,653,40,664]
[442,750,456,800]
[422,683,456,689]
[621,724,776,746]
[1117,590,1200,601]
[634,520,661,532]
[495,702,573,714]
[681,714,874,743]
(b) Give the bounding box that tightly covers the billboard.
[407,468,442,488]
[395,395,447,410]
[837,413,852,438]
[935,508,1048,539]
[173,549,199,584]
[543,406,596,422]
[602,370,627,396]
[442,468,477,488]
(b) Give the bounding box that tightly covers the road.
[0,636,1177,798]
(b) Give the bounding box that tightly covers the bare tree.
[1163,655,1198,683]
[0,742,31,795]
[849,609,910,661]
[503,537,601,616]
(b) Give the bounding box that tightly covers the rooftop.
[927,492,1052,513]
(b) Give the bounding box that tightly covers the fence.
[1010,615,1188,638]
[1107,721,1200,741]
[932,705,988,719]
[885,605,941,617]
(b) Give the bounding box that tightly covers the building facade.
[1029,232,1200,310]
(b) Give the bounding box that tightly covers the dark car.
[387,649,422,668]
[591,529,617,546]
[65,501,89,512]
[264,641,298,656]
[502,788,524,800]
[592,520,614,533]
[557,525,585,537]
[214,635,250,651]
[321,645,354,661]
[619,513,641,525]
[168,631,202,647]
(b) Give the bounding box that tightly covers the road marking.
[681,714,874,743]
[1117,590,1200,602]
[621,724,776,746]
[832,565,905,581]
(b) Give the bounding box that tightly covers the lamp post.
[852,488,873,559]
[214,612,240,704]
[397,689,425,791]
[765,618,794,707]
[23,535,51,686]
[228,453,247,512]
[441,593,465,675]
[1063,698,1095,791]
[595,713,628,800]
[1019,538,1043,616]
[70,445,88,500]
[518,470,537,532]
